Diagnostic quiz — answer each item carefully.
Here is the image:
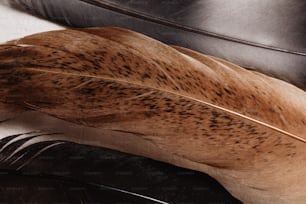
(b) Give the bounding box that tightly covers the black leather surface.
[13,0,306,90]
[0,170,159,204]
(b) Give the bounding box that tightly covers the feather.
[0,169,170,204]
[12,0,306,90]
[0,27,306,204]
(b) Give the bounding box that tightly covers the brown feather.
[0,27,306,204]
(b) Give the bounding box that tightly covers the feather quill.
[0,27,306,204]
